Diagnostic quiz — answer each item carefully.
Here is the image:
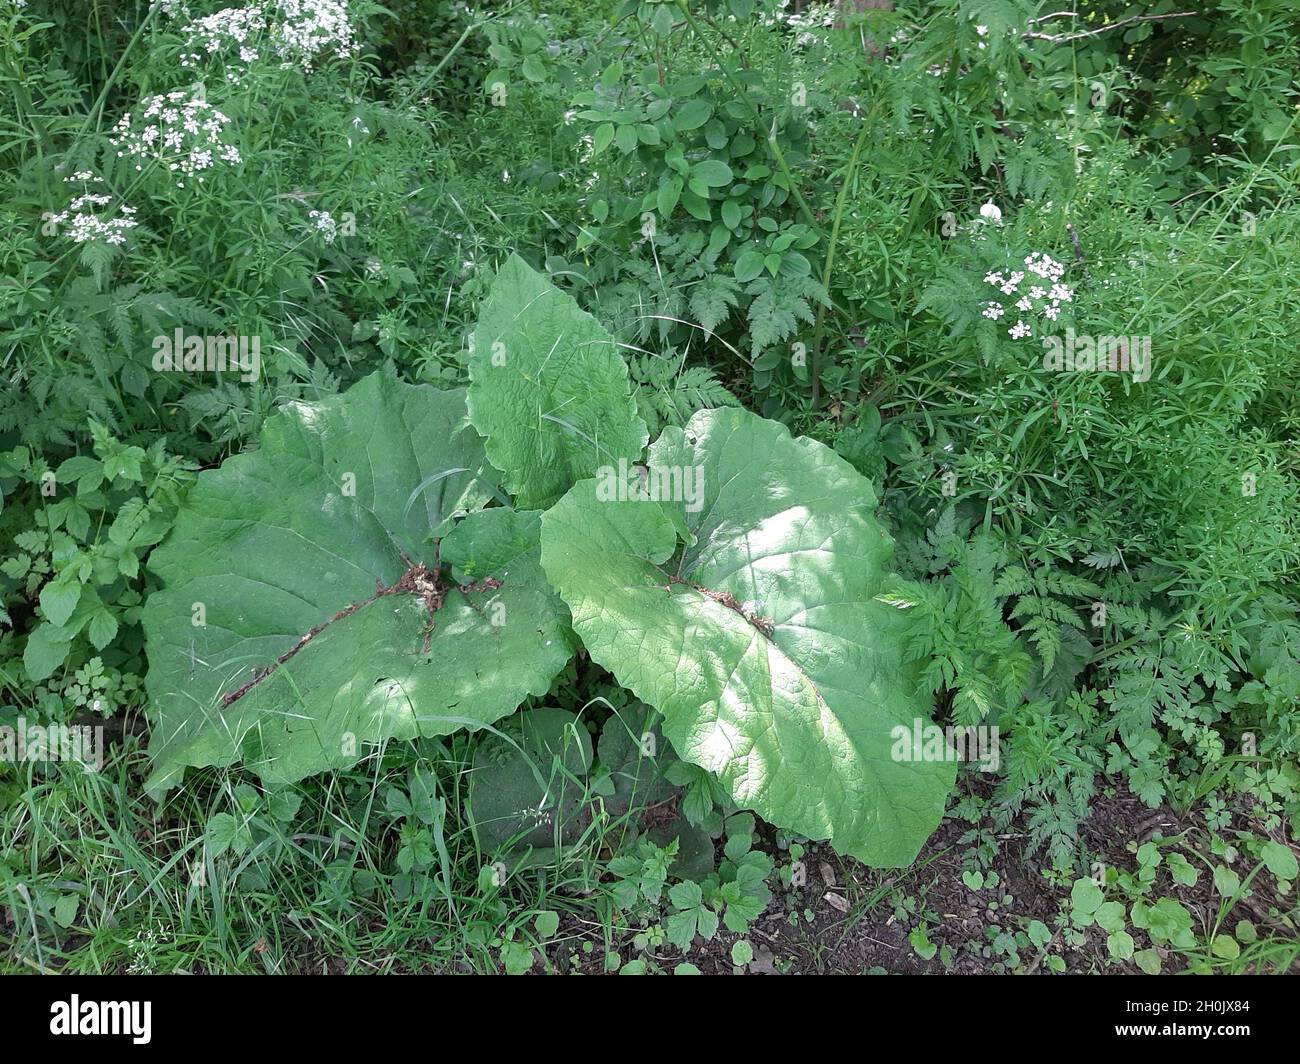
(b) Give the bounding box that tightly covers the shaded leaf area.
[143,375,572,795]
[468,707,593,862]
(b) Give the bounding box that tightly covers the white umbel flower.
[174,1,358,82]
[981,251,1075,340]
[110,88,241,187]
[50,173,139,245]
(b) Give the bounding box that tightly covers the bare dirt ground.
[566,782,1298,976]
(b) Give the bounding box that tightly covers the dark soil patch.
[561,781,1298,975]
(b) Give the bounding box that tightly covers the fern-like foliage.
[627,352,738,436]
[743,274,829,357]
[994,690,1106,870]
[994,563,1101,673]
[688,273,742,336]
[881,533,1030,727]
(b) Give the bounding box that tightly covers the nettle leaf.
[143,373,573,796]
[468,253,648,509]
[540,407,954,867]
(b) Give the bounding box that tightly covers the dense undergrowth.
[1,0,1297,974]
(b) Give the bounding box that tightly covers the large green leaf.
[143,373,573,796]
[467,707,593,855]
[540,407,954,867]
[468,253,648,509]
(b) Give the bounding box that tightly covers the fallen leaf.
[819,861,837,888]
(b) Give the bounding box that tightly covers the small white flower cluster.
[769,0,838,45]
[180,6,267,80]
[982,253,1074,339]
[109,89,242,187]
[276,0,356,67]
[176,1,357,81]
[308,208,337,243]
[50,174,138,245]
